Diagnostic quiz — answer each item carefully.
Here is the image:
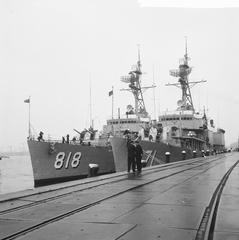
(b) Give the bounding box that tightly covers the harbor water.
[0,154,34,195]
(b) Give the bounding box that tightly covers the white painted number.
[65,152,72,169]
[54,152,81,169]
[71,152,82,168]
[54,152,65,169]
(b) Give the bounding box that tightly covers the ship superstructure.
[158,39,207,151]
[158,39,225,153]
[106,43,208,150]
[110,43,225,170]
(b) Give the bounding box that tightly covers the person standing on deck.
[37,131,44,141]
[66,134,70,144]
[135,140,143,172]
[127,140,136,173]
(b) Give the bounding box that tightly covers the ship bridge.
[158,111,205,130]
[104,114,150,135]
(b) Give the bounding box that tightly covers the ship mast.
[167,38,206,113]
[120,46,155,118]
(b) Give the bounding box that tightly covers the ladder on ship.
[142,150,164,167]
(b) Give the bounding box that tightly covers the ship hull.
[110,137,196,171]
[27,140,115,186]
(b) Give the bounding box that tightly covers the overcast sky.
[1,0,239,151]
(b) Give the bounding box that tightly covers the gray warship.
[27,43,225,186]
[109,44,225,169]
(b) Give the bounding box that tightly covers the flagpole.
[112,86,114,120]
[111,86,114,134]
[28,96,31,138]
[89,75,92,128]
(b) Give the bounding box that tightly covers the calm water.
[0,154,34,195]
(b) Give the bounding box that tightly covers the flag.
[24,98,30,103]
[108,90,113,97]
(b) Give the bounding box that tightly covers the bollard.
[193,150,197,158]
[88,163,99,177]
[141,159,147,168]
[181,150,186,160]
[165,152,170,163]
[205,150,210,156]
[201,150,205,157]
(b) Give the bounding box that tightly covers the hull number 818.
[54,152,82,169]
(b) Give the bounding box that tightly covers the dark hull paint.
[110,137,198,171]
[141,140,194,162]
[27,140,115,186]
[35,175,88,187]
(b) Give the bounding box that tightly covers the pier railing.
[29,137,111,147]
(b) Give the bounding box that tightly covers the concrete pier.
[1,153,239,240]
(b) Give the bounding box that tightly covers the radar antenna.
[120,46,155,118]
[167,38,206,112]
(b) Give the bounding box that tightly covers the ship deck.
[172,135,205,142]
[1,152,239,240]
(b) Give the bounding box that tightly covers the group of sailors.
[137,124,163,142]
[37,131,73,144]
[127,139,143,173]
[36,126,98,145]
[124,125,162,144]
[62,134,70,144]
[61,134,86,145]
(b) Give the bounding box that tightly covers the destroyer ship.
[27,130,116,186]
[27,57,154,186]
[28,49,165,186]
[109,43,225,169]
[27,43,225,186]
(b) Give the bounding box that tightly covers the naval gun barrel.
[73,129,81,135]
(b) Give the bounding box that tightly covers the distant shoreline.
[0,151,29,157]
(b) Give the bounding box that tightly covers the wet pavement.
[213,160,239,240]
[0,153,239,240]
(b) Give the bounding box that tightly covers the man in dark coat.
[66,134,70,144]
[37,131,44,142]
[135,140,143,172]
[127,140,136,173]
